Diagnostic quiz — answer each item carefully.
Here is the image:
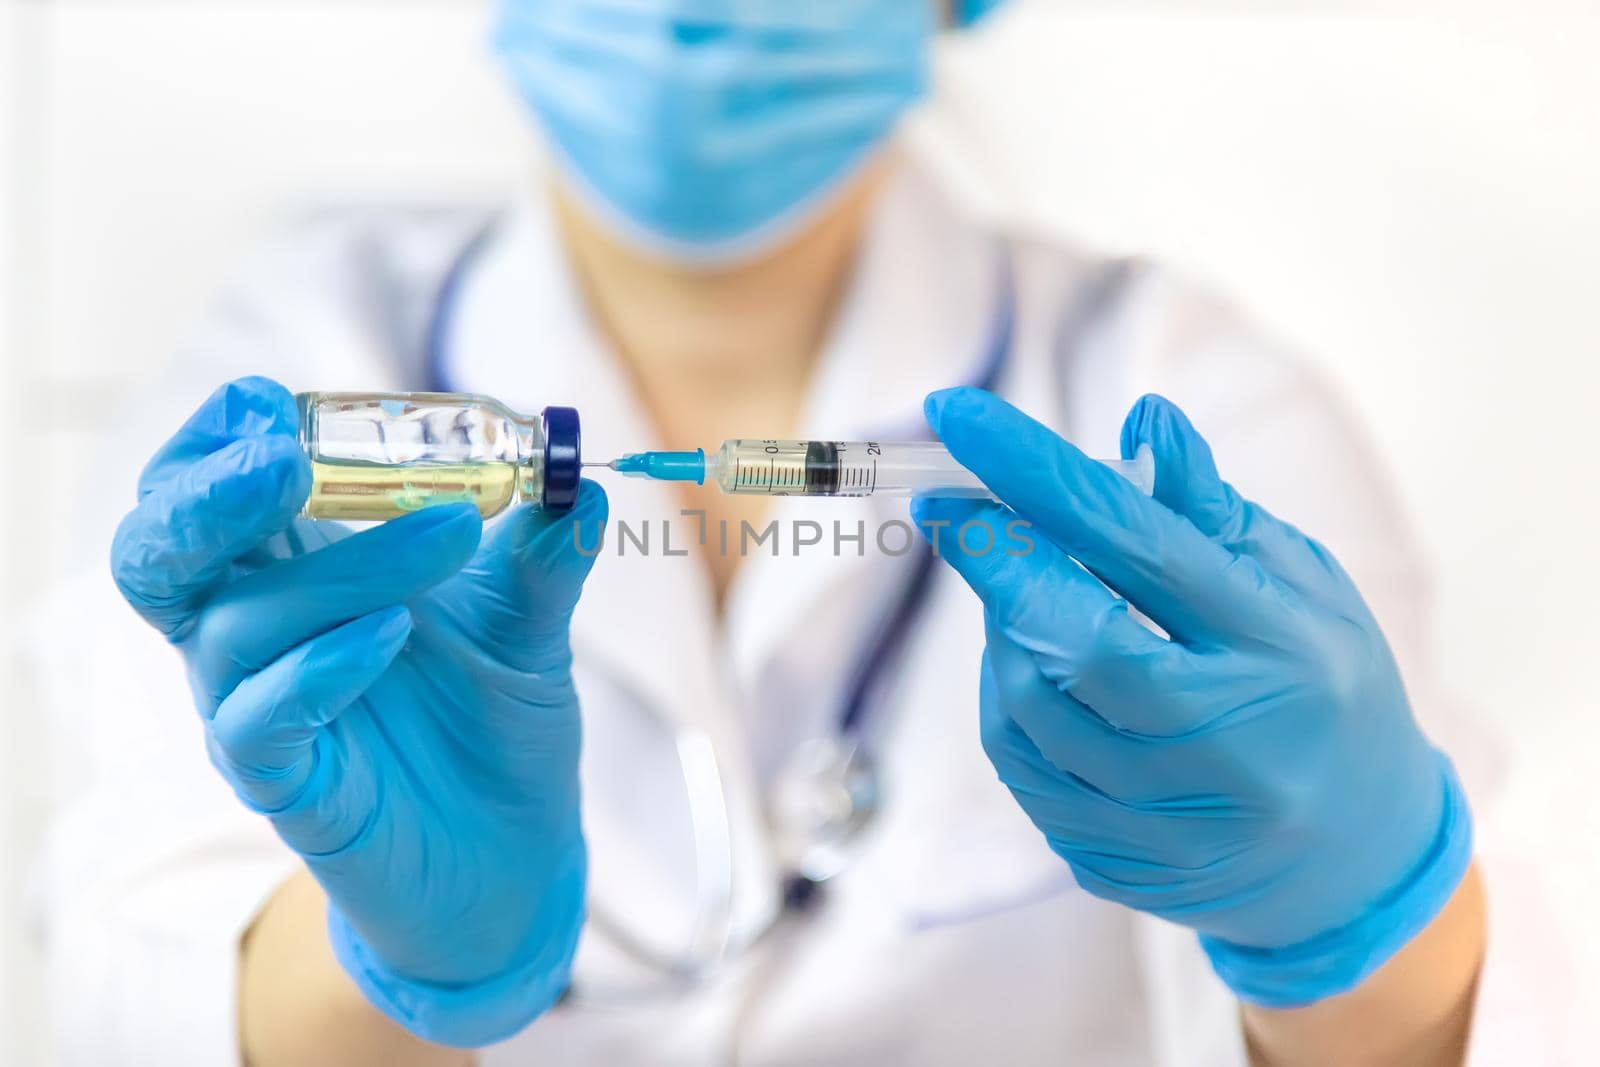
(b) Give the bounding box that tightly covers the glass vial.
[296,392,582,521]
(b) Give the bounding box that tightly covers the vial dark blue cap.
[540,406,581,510]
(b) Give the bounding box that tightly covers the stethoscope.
[418,219,1060,1003]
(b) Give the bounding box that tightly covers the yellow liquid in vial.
[306,461,518,521]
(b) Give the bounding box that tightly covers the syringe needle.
[582,460,618,469]
[590,450,709,484]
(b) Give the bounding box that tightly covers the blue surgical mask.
[493,1,937,264]
[955,0,1006,23]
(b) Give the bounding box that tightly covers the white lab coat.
[32,137,1543,1066]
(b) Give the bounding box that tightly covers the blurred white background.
[2,1,1597,1063]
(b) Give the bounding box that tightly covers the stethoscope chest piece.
[767,737,880,905]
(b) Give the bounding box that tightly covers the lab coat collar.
[444,146,1004,727]
[446,148,1002,439]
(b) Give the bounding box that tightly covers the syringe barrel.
[710,440,1153,499]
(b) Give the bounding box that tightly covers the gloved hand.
[914,388,1471,1007]
[110,376,607,1046]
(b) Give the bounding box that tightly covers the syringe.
[588,439,1154,498]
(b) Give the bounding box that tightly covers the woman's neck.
[552,161,889,448]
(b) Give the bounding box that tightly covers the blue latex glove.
[110,376,608,1046]
[914,388,1471,1007]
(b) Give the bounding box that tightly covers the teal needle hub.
[611,449,707,485]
